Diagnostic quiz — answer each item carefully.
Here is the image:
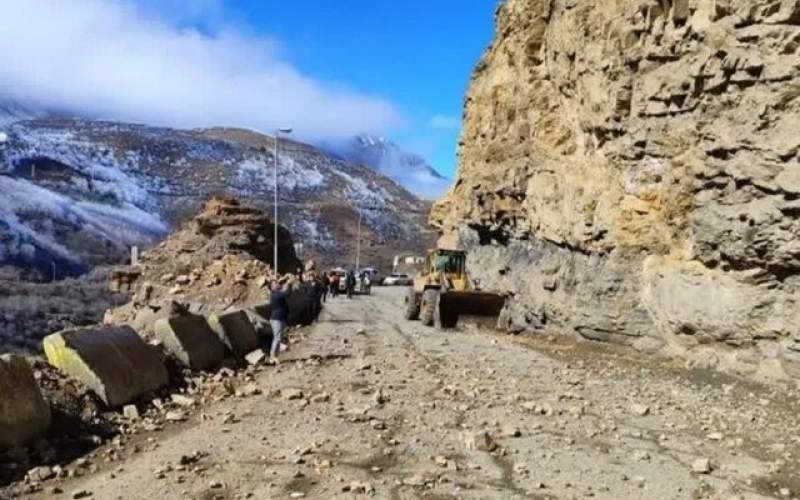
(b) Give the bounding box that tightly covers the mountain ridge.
[0,117,434,279]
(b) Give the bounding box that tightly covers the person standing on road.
[321,272,330,303]
[333,273,341,298]
[313,275,325,320]
[306,274,320,321]
[346,270,356,299]
[268,281,289,364]
[363,272,371,295]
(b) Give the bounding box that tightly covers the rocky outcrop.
[433,0,800,380]
[105,197,301,335]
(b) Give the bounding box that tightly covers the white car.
[382,273,413,286]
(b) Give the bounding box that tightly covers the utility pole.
[51,261,57,282]
[273,127,293,275]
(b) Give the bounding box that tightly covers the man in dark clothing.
[313,276,325,320]
[306,276,319,321]
[346,271,356,299]
[268,281,289,363]
[321,272,330,303]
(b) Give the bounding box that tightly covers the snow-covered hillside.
[336,135,451,200]
[0,119,433,278]
[0,100,45,127]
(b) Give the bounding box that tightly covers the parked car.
[383,273,413,286]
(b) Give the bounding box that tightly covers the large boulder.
[207,311,260,357]
[0,354,51,449]
[43,326,168,407]
[154,315,225,371]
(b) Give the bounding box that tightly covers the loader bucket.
[436,291,506,329]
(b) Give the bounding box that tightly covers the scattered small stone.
[238,383,261,397]
[464,431,497,452]
[692,458,712,474]
[245,349,267,366]
[311,392,330,403]
[71,490,92,499]
[403,475,427,487]
[630,404,650,417]
[282,388,304,400]
[165,411,186,422]
[122,404,140,420]
[171,395,196,407]
[27,466,55,482]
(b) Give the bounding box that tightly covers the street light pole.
[0,132,7,169]
[273,127,293,275]
[355,208,362,272]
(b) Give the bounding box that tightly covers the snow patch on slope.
[335,135,451,200]
[233,156,326,195]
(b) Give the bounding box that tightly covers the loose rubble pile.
[105,196,302,337]
[0,198,319,493]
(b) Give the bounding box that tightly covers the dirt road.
[16,287,800,499]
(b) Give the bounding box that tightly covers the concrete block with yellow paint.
[43,326,168,407]
[0,354,51,449]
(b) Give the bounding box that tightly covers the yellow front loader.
[403,249,505,329]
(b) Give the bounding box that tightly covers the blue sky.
[160,0,500,179]
[227,1,499,178]
[2,0,499,180]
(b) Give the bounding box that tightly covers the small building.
[393,253,425,273]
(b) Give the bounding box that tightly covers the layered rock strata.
[433,0,800,380]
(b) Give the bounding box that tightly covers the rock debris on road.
[11,288,800,500]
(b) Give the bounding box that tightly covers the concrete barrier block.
[154,315,225,371]
[0,354,51,449]
[288,287,313,326]
[207,311,260,357]
[43,326,168,407]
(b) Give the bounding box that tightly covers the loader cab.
[428,250,466,277]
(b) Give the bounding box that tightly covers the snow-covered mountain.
[0,118,434,279]
[335,135,451,200]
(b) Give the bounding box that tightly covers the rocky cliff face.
[433,0,800,380]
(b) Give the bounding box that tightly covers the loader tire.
[404,287,420,320]
[420,289,438,327]
[434,293,459,330]
[433,293,453,330]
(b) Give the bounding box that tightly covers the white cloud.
[0,0,400,141]
[427,114,460,129]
